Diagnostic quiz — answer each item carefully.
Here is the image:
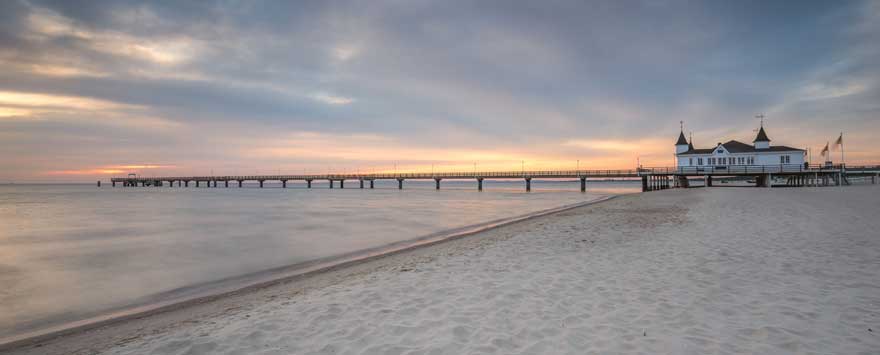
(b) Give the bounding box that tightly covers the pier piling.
[477,178,483,191]
[525,178,532,192]
[360,179,364,189]
[435,178,441,190]
[397,179,404,190]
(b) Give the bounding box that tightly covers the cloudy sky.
[1,0,878,181]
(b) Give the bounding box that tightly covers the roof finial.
[755,114,765,127]
[680,120,684,132]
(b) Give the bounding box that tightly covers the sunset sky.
[1,0,878,181]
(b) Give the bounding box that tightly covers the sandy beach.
[7,186,880,354]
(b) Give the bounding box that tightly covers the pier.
[109,164,880,192]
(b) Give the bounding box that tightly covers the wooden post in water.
[477,178,483,191]
[580,178,586,192]
[360,179,364,189]
[525,178,532,192]
[435,178,441,190]
[397,178,404,190]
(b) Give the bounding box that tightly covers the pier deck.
[110,164,880,192]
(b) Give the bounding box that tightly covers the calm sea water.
[0,180,639,340]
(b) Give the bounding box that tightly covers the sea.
[0,179,639,342]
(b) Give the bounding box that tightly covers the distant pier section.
[110,165,880,192]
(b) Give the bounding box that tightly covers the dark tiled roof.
[754,126,770,142]
[719,140,754,153]
[677,140,804,155]
[676,131,688,145]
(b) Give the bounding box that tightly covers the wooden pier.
[110,164,880,192]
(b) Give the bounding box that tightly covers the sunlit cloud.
[797,81,868,101]
[332,45,360,61]
[28,64,108,78]
[0,91,139,111]
[562,138,668,152]
[26,5,201,66]
[0,107,34,119]
[45,165,175,176]
[309,93,355,105]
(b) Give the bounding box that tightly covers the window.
[689,158,693,166]
[780,156,785,164]
[784,155,790,164]
[738,157,744,165]
[748,157,754,165]
[721,157,726,165]
[698,158,703,165]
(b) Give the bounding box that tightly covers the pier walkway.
[110,164,880,192]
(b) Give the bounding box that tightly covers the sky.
[1,0,878,181]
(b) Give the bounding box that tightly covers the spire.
[676,130,688,145]
[753,125,770,143]
[675,120,688,145]
[688,132,694,150]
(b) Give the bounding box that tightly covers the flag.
[821,143,829,157]
[834,133,843,147]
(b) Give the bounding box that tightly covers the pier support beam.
[705,175,713,187]
[225,180,229,188]
[195,181,200,188]
[238,180,243,188]
[306,180,312,188]
[340,180,345,189]
[168,181,173,187]
[525,178,532,192]
[370,180,374,189]
[767,173,772,188]
[329,180,334,189]
[580,178,586,192]
[397,178,404,190]
[360,180,364,189]
[874,174,877,184]
[111,181,115,187]
[435,178,441,190]
[641,176,648,192]
[477,178,484,191]
[282,180,287,188]
[259,180,264,188]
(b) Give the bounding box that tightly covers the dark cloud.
[0,0,877,180]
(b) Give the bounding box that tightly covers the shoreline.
[0,195,619,351]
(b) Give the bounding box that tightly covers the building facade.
[675,125,805,168]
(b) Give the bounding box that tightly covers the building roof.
[675,131,688,145]
[753,125,770,142]
[678,140,804,155]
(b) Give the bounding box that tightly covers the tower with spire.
[753,122,771,149]
[675,121,690,154]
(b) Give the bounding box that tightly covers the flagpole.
[840,132,845,169]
